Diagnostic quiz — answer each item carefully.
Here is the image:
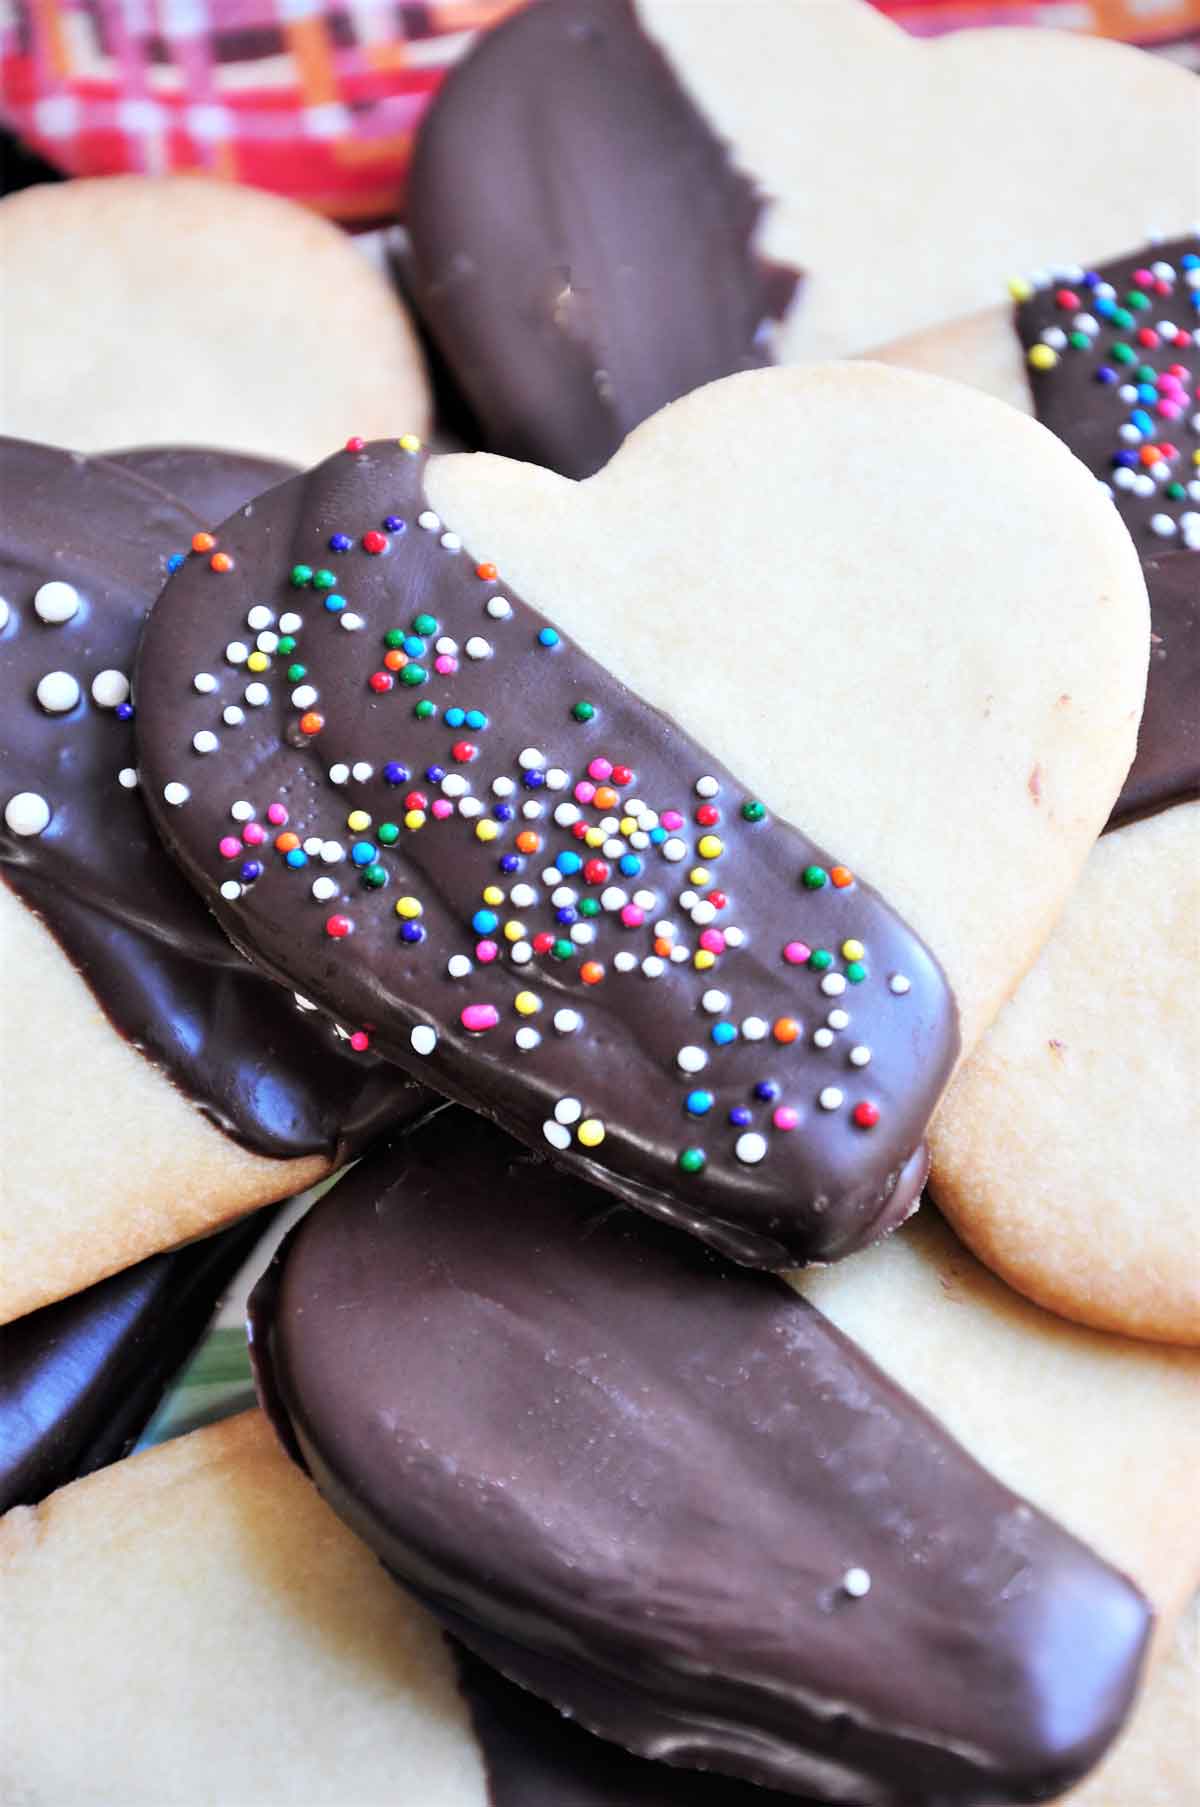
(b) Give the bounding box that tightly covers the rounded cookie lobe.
[136,437,958,1268]
[249,1110,1150,1805]
[0,437,436,1161]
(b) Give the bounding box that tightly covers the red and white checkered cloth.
[1,1,1196,226]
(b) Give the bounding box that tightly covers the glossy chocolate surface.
[405,0,799,479]
[250,1112,1149,1804]
[0,1210,269,1514]
[1015,238,1199,826]
[0,438,436,1159]
[137,441,956,1267]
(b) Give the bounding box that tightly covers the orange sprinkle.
[1139,445,1161,467]
[830,866,854,888]
[475,562,498,581]
[383,649,408,671]
[209,551,234,574]
[654,936,673,958]
[515,830,541,854]
[773,1016,800,1044]
[580,961,604,985]
[299,710,324,736]
[275,831,300,853]
[593,785,618,811]
[191,531,215,554]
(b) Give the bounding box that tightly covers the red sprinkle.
[706,889,728,910]
[475,562,498,581]
[325,915,353,939]
[532,932,555,955]
[344,436,365,453]
[583,858,610,885]
[362,529,388,555]
[369,671,394,693]
[404,791,428,811]
[611,765,634,787]
[852,1101,880,1129]
[350,1031,370,1052]
[695,804,720,827]
[451,740,478,763]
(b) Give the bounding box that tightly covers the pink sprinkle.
[218,836,242,860]
[435,655,458,675]
[431,798,454,819]
[773,1106,799,1132]
[350,1031,370,1052]
[620,904,645,929]
[587,757,613,782]
[475,939,499,963]
[783,940,811,965]
[267,803,288,825]
[661,810,684,831]
[461,1003,499,1032]
[1133,268,1153,286]
[242,822,267,846]
[698,928,726,954]
[574,781,596,804]
[1158,402,1182,421]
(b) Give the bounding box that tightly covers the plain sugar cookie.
[0,176,431,465]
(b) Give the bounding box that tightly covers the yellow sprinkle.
[693,949,716,970]
[620,816,637,836]
[481,885,505,907]
[696,835,723,861]
[398,433,422,454]
[394,896,422,919]
[689,867,711,887]
[476,820,500,842]
[1193,449,1200,468]
[585,826,605,848]
[246,650,270,673]
[347,809,371,833]
[503,920,525,942]
[842,938,865,963]
[1027,344,1058,371]
[577,1118,605,1148]
[1007,276,1033,302]
[404,809,426,831]
[514,991,541,1017]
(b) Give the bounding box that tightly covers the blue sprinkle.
[537,627,560,648]
[649,826,667,845]
[1112,450,1138,469]
[383,762,409,785]
[285,848,308,869]
[1094,366,1117,385]
[1136,385,1158,405]
[403,636,426,657]
[499,854,521,874]
[351,842,377,867]
[425,765,446,784]
[729,1106,752,1127]
[618,854,642,877]
[555,907,578,926]
[1095,296,1117,318]
[400,921,424,943]
[1181,253,1199,270]
[465,710,488,731]
[493,803,514,822]
[240,860,263,883]
[556,851,583,876]
[472,909,499,935]
[1130,409,1154,434]
[685,1090,714,1117]
[324,593,346,613]
[167,552,185,573]
[383,517,405,534]
[522,769,545,790]
[711,1022,738,1047]
[754,1080,779,1103]
[116,701,135,721]
[328,533,352,553]
[445,708,465,728]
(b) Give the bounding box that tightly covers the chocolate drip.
[1014,238,1199,827]
[137,441,957,1268]
[0,1210,270,1515]
[249,1112,1149,1804]
[0,438,438,1160]
[405,0,800,479]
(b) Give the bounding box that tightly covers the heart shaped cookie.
[136,366,1147,1265]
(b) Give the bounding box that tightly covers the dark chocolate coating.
[0,1210,270,1515]
[1015,238,1199,826]
[137,440,957,1268]
[405,0,799,480]
[249,1112,1149,1805]
[0,437,437,1160]
[104,445,295,524]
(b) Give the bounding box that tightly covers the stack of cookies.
[2,3,1196,1802]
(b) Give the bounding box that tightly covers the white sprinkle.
[723,926,745,948]
[670,945,689,964]
[231,800,255,823]
[570,923,594,945]
[633,889,656,910]
[735,1132,767,1166]
[163,782,190,806]
[193,672,217,694]
[741,1016,768,1041]
[821,973,847,997]
[662,838,687,862]
[515,1027,541,1051]
[34,580,80,624]
[118,767,138,789]
[5,791,51,835]
[677,1045,707,1074]
[465,636,492,660]
[849,1045,872,1067]
[244,682,270,707]
[813,1029,834,1049]
[0,598,9,630]
[192,730,219,755]
[219,880,242,901]
[842,1568,871,1599]
[510,884,538,909]
[602,838,625,859]
[1040,326,1067,350]
[1132,474,1155,499]
[518,747,544,769]
[256,631,279,654]
[819,1087,844,1111]
[410,1025,438,1056]
[492,777,515,798]
[511,942,532,965]
[1118,424,1143,445]
[486,596,512,620]
[551,886,577,907]
[291,684,318,709]
[303,837,322,856]
[329,763,350,785]
[542,1120,572,1151]
[441,774,469,798]
[827,1009,850,1030]
[1112,468,1137,492]
[320,842,345,864]
[459,797,484,818]
[223,706,245,727]
[247,605,274,631]
[554,1009,582,1035]
[417,510,440,531]
[278,612,302,634]
[91,668,130,708]
[440,530,462,551]
[629,831,650,850]
[36,671,80,713]
[555,804,581,828]
[436,637,458,656]
[1150,514,1177,539]
[521,801,543,820]
[690,901,716,926]
[225,641,249,664]
[351,762,373,782]
[447,955,473,978]
[654,920,674,939]
[695,776,720,798]
[545,768,568,791]
[614,951,637,972]
[600,887,628,911]
[679,889,699,911]
[339,613,365,631]
[641,956,665,979]
[702,989,729,1014]
[889,974,911,995]
[554,1097,583,1125]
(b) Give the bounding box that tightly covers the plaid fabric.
[2,1,1196,225]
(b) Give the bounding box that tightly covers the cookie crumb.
[1027,764,1043,804]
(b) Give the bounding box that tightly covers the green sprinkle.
[578,897,600,918]
[313,569,336,590]
[377,823,400,845]
[809,948,833,972]
[1068,331,1090,351]
[572,701,596,723]
[551,938,574,961]
[289,564,313,588]
[1125,290,1150,311]
[1165,481,1186,501]
[412,613,438,636]
[741,800,766,823]
[414,699,437,719]
[399,665,428,687]
[362,864,388,889]
[286,663,307,682]
[802,865,828,889]
[1111,343,1136,366]
[1112,308,1135,330]
[384,629,405,649]
[277,635,297,655]
[846,961,867,984]
[678,1147,706,1175]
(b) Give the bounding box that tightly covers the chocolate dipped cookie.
[136,367,1147,1265]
